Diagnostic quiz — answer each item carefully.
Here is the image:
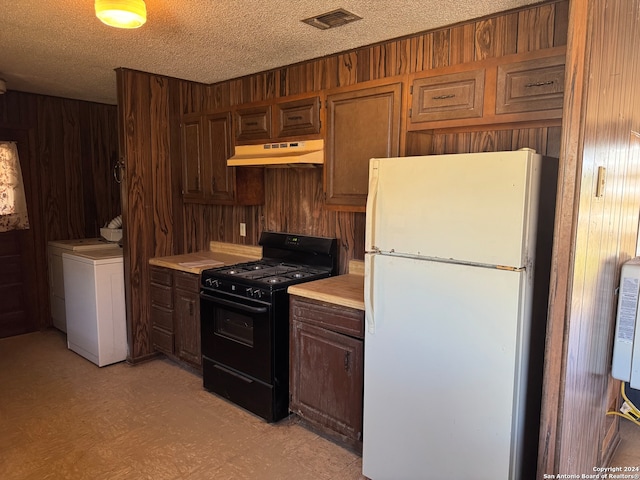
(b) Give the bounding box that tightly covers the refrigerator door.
[365,150,541,268]
[362,253,530,480]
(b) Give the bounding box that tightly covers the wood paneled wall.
[539,0,640,474]
[0,91,119,329]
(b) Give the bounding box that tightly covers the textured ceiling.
[1,0,539,105]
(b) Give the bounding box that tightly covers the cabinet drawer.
[174,271,199,292]
[235,106,271,143]
[151,326,174,355]
[151,305,173,332]
[291,297,364,339]
[496,55,565,114]
[150,266,173,286]
[275,97,321,138]
[150,283,173,309]
[410,69,484,123]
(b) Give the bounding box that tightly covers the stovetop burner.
[203,260,329,289]
[201,232,338,295]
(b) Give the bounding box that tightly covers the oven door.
[200,288,272,384]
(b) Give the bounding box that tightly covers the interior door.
[0,128,42,338]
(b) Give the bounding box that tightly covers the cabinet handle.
[211,177,216,191]
[344,351,351,372]
[246,121,259,127]
[432,94,455,100]
[287,115,303,121]
[525,80,555,88]
[189,302,193,316]
[195,175,200,189]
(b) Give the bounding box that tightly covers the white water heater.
[612,257,640,388]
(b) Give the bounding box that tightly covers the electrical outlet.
[240,223,246,237]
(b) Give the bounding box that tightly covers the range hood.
[227,139,324,167]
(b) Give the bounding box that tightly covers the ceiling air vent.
[302,8,362,30]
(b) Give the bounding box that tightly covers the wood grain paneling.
[539,0,640,475]
[0,92,119,332]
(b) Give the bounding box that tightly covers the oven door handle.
[200,293,269,315]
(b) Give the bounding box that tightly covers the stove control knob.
[205,278,219,288]
[253,289,262,299]
[245,287,253,297]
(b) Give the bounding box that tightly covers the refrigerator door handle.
[365,159,380,251]
[365,253,375,334]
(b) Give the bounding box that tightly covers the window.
[0,141,29,232]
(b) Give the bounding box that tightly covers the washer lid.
[62,248,123,265]
[48,238,119,251]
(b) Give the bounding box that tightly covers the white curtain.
[0,141,30,232]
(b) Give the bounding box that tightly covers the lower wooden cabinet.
[324,82,402,210]
[174,272,201,367]
[150,266,174,355]
[290,296,364,453]
[150,266,201,369]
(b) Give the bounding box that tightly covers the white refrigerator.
[362,149,557,480]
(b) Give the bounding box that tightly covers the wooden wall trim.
[537,0,590,474]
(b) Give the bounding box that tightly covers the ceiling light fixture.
[95,0,147,29]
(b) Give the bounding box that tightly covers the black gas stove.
[200,232,337,422]
[202,232,337,294]
[202,260,333,299]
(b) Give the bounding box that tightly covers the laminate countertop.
[148,242,262,275]
[288,261,365,311]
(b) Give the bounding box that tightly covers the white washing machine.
[62,248,127,367]
[48,238,119,332]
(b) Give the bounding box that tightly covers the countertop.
[150,247,365,311]
[148,241,262,275]
[287,260,365,311]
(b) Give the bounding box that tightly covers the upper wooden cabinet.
[325,82,402,211]
[181,111,264,205]
[235,95,322,145]
[496,55,565,114]
[205,112,236,204]
[408,46,566,130]
[410,69,485,123]
[235,105,272,143]
[274,96,321,138]
[181,114,205,198]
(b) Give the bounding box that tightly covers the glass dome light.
[95,0,147,29]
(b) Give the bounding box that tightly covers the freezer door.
[362,254,531,480]
[365,150,541,268]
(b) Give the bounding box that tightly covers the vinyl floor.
[1,330,639,480]
[0,330,364,480]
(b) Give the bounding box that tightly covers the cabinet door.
[496,55,565,114]
[410,69,485,123]
[204,112,235,204]
[275,96,321,138]
[181,114,205,200]
[174,272,201,368]
[290,320,363,445]
[325,83,401,210]
[235,105,271,144]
